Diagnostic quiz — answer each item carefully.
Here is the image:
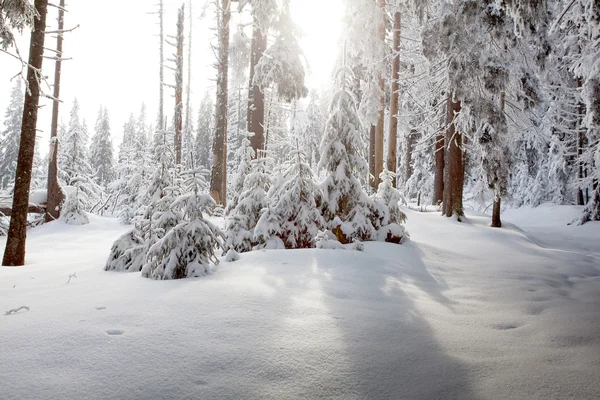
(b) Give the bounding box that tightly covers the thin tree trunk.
[3,0,48,266]
[374,0,386,186]
[433,130,445,205]
[174,5,184,165]
[369,125,376,190]
[46,0,66,222]
[248,22,267,156]
[210,0,230,205]
[577,76,586,205]
[405,129,414,185]
[491,91,506,228]
[387,11,401,187]
[158,0,165,130]
[442,91,464,219]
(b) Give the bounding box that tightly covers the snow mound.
[225,248,240,262]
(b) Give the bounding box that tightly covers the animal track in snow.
[96,307,106,310]
[106,329,124,336]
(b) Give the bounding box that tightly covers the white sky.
[0,0,342,156]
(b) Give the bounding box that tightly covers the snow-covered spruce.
[225,131,254,216]
[61,177,90,225]
[255,149,324,249]
[375,169,407,225]
[318,64,381,243]
[142,168,224,280]
[104,229,145,272]
[225,157,271,253]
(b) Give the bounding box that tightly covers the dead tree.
[3,0,49,266]
[45,0,67,222]
[209,0,231,205]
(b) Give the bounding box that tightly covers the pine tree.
[0,81,24,190]
[90,107,115,187]
[224,157,271,252]
[319,64,379,242]
[255,149,325,249]
[142,167,224,279]
[195,93,214,169]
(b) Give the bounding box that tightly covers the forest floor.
[1,204,599,399]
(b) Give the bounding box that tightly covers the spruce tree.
[0,81,24,190]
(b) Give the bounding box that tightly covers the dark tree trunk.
[3,0,48,266]
[442,92,464,219]
[491,195,502,228]
[46,0,66,222]
[433,131,445,206]
[577,77,586,205]
[247,22,267,156]
[387,11,401,187]
[369,125,376,190]
[210,0,230,205]
[174,5,184,165]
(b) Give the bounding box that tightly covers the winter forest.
[1,0,599,398]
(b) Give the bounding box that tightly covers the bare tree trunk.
[174,5,184,165]
[491,91,506,228]
[3,0,48,266]
[158,0,165,130]
[210,0,230,205]
[491,195,502,228]
[433,129,445,205]
[374,0,386,186]
[46,0,66,222]
[577,77,585,205]
[369,125,376,190]
[247,22,267,156]
[387,10,401,187]
[405,129,414,185]
[442,91,464,219]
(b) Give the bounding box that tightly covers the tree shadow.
[311,249,478,399]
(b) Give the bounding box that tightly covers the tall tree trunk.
[387,10,401,187]
[577,77,585,205]
[174,5,184,165]
[433,128,445,205]
[369,125,376,190]
[158,0,165,130]
[46,0,66,222]
[374,0,386,186]
[247,22,267,156]
[491,91,506,228]
[210,0,230,205]
[442,91,464,219]
[3,0,48,267]
[405,129,414,185]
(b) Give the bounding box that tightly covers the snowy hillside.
[1,208,598,399]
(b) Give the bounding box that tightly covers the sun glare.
[290,0,343,89]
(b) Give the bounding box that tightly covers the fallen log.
[0,204,46,217]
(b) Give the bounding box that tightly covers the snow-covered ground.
[1,207,599,399]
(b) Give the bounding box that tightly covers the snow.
[1,207,599,399]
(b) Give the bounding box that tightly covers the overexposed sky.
[0,0,342,155]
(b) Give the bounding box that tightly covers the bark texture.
[174,5,184,165]
[3,0,48,266]
[248,23,267,155]
[387,11,401,187]
[442,92,464,219]
[46,0,66,222]
[209,0,230,205]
